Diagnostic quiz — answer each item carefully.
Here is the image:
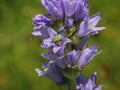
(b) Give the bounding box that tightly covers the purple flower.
[76,72,104,90]
[35,61,64,83]
[78,44,99,68]
[42,44,100,70]
[33,14,53,31]
[62,0,83,17]
[41,0,64,19]
[41,31,71,55]
[32,27,57,39]
[74,0,89,21]
[77,13,105,37]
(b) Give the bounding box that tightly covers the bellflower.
[74,0,89,21]
[41,0,64,19]
[35,61,64,83]
[41,35,71,56]
[41,44,99,70]
[78,44,99,68]
[62,0,83,17]
[33,14,54,31]
[77,13,105,37]
[76,72,104,90]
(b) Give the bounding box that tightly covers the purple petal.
[41,52,57,61]
[62,0,82,16]
[41,0,63,19]
[33,14,53,25]
[53,46,61,54]
[74,0,89,21]
[65,17,74,28]
[47,27,57,38]
[36,61,64,83]
[77,21,90,37]
[35,68,44,76]
[32,31,42,36]
[92,27,106,31]
[88,13,101,28]
[33,22,46,31]
[41,38,54,49]
[78,44,98,68]
[56,56,67,69]
[67,50,81,66]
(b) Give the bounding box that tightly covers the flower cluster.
[32,0,105,90]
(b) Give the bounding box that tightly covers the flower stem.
[59,78,76,90]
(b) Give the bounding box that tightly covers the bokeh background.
[0,0,120,90]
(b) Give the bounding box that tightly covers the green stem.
[58,78,76,90]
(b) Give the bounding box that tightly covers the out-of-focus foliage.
[0,0,120,90]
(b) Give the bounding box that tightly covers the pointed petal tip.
[35,68,44,76]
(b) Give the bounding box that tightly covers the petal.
[33,14,53,25]
[78,44,98,68]
[92,27,106,31]
[55,38,71,56]
[77,72,87,84]
[77,21,89,37]
[53,46,61,53]
[41,0,63,19]
[56,56,67,69]
[65,17,74,28]
[41,38,53,49]
[76,36,89,50]
[62,0,81,16]
[35,68,44,76]
[67,50,80,66]
[88,13,101,28]
[45,61,64,83]
[74,0,89,21]
[85,72,98,89]
[41,52,57,61]
[47,27,57,38]
[85,79,94,90]
[32,31,42,36]
[33,22,46,31]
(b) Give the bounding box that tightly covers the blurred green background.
[0,0,120,90]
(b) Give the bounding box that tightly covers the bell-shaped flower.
[41,31,71,56]
[41,0,64,19]
[35,61,64,83]
[74,0,89,21]
[62,0,83,17]
[32,26,57,39]
[33,14,54,31]
[77,13,105,37]
[78,44,99,68]
[76,72,104,90]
